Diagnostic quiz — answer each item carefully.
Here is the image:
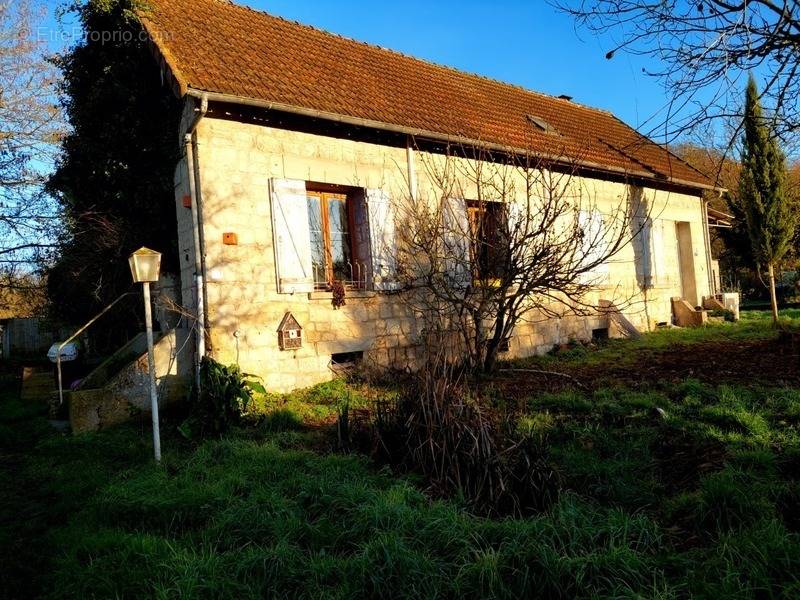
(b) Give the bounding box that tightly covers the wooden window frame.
[466,199,507,284]
[307,187,360,290]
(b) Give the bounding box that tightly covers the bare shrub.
[394,144,647,374]
[367,353,561,517]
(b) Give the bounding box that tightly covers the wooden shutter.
[351,191,371,289]
[443,197,471,288]
[270,178,314,293]
[366,188,398,290]
[633,216,653,287]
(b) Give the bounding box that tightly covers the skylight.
[525,114,556,133]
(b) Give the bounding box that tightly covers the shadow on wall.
[628,184,652,292]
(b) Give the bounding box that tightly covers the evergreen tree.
[737,75,797,324]
[46,0,180,342]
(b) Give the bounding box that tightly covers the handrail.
[56,291,138,406]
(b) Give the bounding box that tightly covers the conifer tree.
[737,75,797,324]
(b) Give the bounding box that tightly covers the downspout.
[184,93,208,392]
[701,197,715,296]
[406,135,418,200]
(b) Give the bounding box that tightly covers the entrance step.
[66,328,191,434]
[671,297,708,327]
[702,296,727,312]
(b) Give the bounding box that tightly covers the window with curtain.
[270,179,394,293]
[306,190,358,289]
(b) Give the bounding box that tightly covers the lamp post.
[128,247,162,462]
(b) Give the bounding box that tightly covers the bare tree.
[555,1,800,143]
[395,145,645,373]
[0,0,63,307]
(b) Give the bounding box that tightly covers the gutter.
[183,93,209,391]
[185,88,722,194]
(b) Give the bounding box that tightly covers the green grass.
[3,312,800,598]
[247,377,391,426]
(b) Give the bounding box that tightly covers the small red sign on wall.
[223,232,238,245]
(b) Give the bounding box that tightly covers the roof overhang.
[184,88,723,194]
[708,206,734,227]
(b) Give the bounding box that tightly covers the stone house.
[142,0,720,391]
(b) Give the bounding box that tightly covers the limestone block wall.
[171,115,711,392]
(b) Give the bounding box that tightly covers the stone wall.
[173,115,711,392]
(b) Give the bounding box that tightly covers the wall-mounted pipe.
[184,93,208,392]
[406,135,418,200]
[701,197,715,295]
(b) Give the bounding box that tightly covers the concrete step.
[671,297,708,327]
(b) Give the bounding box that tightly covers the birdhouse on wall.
[277,312,302,350]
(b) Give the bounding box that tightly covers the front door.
[675,221,698,306]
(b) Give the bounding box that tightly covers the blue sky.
[41,0,678,136]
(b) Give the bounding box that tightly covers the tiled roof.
[140,0,715,190]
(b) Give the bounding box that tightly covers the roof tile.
[141,0,714,189]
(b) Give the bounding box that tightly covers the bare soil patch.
[496,334,800,396]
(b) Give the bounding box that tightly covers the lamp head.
[128,247,162,283]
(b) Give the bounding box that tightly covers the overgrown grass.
[3,313,800,598]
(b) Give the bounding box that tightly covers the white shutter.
[366,188,398,291]
[443,197,471,288]
[579,210,609,282]
[507,199,535,271]
[270,178,314,293]
[633,217,668,288]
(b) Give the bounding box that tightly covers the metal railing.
[312,260,369,289]
[56,291,137,406]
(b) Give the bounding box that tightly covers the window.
[270,178,393,294]
[306,189,361,289]
[466,200,507,281]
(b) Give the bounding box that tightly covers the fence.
[0,318,61,359]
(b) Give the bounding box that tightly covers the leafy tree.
[737,76,798,323]
[46,0,180,339]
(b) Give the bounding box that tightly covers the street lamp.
[129,247,162,461]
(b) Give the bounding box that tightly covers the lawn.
[2,312,800,598]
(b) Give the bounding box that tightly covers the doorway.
[675,221,698,306]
